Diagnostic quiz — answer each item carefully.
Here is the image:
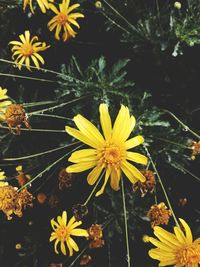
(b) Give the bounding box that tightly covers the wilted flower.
[147,202,172,228]
[37,192,47,204]
[15,165,31,186]
[89,239,105,249]
[47,0,84,42]
[9,30,50,70]
[147,218,200,267]
[58,168,74,190]
[80,254,92,265]
[5,104,31,135]
[66,103,148,196]
[72,203,88,221]
[0,169,8,187]
[0,87,12,121]
[50,211,89,256]
[23,0,54,13]
[87,224,103,240]
[133,169,156,197]
[191,140,200,160]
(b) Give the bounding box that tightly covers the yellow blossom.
[0,87,12,121]
[9,30,50,70]
[65,103,148,196]
[147,218,200,266]
[48,0,84,42]
[50,211,89,256]
[23,0,54,13]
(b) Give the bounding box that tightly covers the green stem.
[163,109,200,140]
[0,125,65,133]
[3,142,79,161]
[30,113,72,121]
[121,177,131,267]
[0,72,57,83]
[155,137,192,150]
[23,101,57,107]
[173,162,200,183]
[143,145,179,227]
[83,171,105,206]
[18,144,83,192]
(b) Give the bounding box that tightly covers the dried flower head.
[72,204,88,221]
[5,104,31,135]
[50,211,89,256]
[80,254,92,265]
[133,169,156,197]
[48,194,60,208]
[87,224,103,240]
[66,104,148,196]
[23,0,54,13]
[191,140,200,160]
[50,264,63,267]
[15,165,31,186]
[15,189,34,217]
[37,192,47,204]
[147,218,200,267]
[89,239,105,249]
[47,0,84,42]
[0,87,12,121]
[58,168,74,190]
[9,30,50,70]
[147,202,172,228]
[178,197,188,207]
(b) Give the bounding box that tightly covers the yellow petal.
[49,235,56,242]
[125,135,144,150]
[73,114,104,146]
[62,211,67,225]
[31,55,40,69]
[68,149,97,163]
[61,241,66,255]
[65,126,99,148]
[121,160,145,183]
[149,237,174,252]
[87,165,104,185]
[174,226,187,244]
[110,168,121,191]
[179,218,193,244]
[95,168,111,196]
[67,216,76,228]
[66,239,73,256]
[51,219,59,230]
[126,152,148,165]
[71,229,89,237]
[67,3,80,14]
[68,237,79,252]
[67,161,97,173]
[54,239,59,254]
[112,105,128,141]
[99,103,112,140]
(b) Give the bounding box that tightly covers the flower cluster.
[133,169,156,197]
[87,224,105,249]
[147,202,172,228]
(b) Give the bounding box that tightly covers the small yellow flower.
[0,87,12,121]
[147,218,200,266]
[48,0,84,42]
[0,169,8,187]
[65,104,148,196]
[9,30,50,70]
[23,0,54,13]
[50,211,89,256]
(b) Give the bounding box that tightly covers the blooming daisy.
[0,87,12,121]
[9,30,50,70]
[47,0,84,42]
[147,218,200,266]
[49,211,89,256]
[23,0,54,13]
[65,103,148,196]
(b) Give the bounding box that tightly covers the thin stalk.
[173,162,200,183]
[163,109,200,139]
[0,125,65,133]
[83,171,105,206]
[121,177,131,267]
[30,113,72,121]
[23,101,57,107]
[3,142,79,161]
[143,145,179,227]
[18,144,83,192]
[154,137,192,150]
[0,72,57,83]
[28,95,90,115]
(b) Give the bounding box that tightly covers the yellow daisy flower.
[9,30,50,71]
[47,0,84,42]
[49,211,89,256]
[147,218,200,266]
[23,0,54,13]
[65,103,148,196]
[0,87,12,121]
[0,169,8,187]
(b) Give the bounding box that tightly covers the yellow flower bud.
[174,2,181,9]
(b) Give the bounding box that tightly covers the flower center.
[21,43,34,56]
[56,13,68,25]
[177,243,200,265]
[55,225,69,242]
[99,142,125,168]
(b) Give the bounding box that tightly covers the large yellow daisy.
[9,30,50,71]
[0,87,12,121]
[48,0,84,42]
[65,103,148,196]
[147,218,200,266]
[23,0,54,13]
[49,211,89,256]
